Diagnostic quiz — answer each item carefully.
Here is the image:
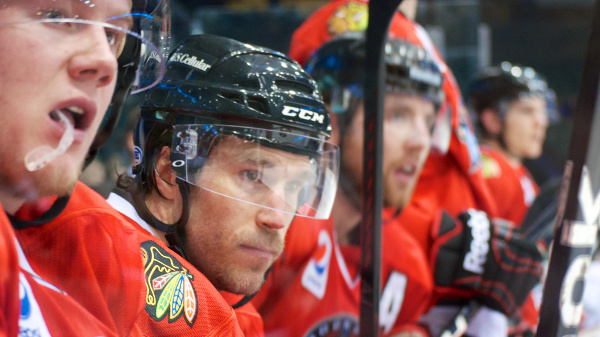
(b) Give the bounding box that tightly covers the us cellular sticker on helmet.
[141,241,198,327]
[170,53,211,72]
[168,47,218,75]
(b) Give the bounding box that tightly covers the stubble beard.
[0,157,82,204]
[32,156,83,198]
[383,169,416,210]
[185,223,284,296]
[213,261,273,296]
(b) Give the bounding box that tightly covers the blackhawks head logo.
[141,240,198,327]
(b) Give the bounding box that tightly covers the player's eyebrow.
[107,14,134,31]
[239,153,274,168]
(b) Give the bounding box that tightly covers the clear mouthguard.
[25,110,75,172]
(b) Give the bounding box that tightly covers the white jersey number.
[379,271,408,334]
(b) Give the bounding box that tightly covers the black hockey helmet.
[468,61,557,122]
[133,34,339,234]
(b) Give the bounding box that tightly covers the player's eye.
[242,169,262,183]
[105,29,127,57]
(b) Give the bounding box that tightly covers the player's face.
[184,137,309,295]
[503,95,548,160]
[342,92,435,209]
[0,0,130,210]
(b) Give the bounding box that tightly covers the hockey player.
[0,1,245,336]
[106,34,340,336]
[467,62,556,336]
[0,0,170,335]
[4,4,253,335]
[469,62,555,227]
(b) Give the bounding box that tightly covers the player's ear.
[154,146,179,200]
[480,108,502,137]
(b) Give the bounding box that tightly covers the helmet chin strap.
[165,180,191,259]
[128,175,191,259]
[231,266,273,309]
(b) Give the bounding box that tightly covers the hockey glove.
[430,209,544,317]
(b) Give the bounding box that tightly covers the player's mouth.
[50,106,92,131]
[394,164,417,182]
[239,244,278,261]
[48,99,97,142]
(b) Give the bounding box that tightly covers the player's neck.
[0,190,25,215]
[504,151,523,167]
[331,189,362,246]
[483,140,523,167]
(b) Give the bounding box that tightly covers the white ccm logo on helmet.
[170,53,211,72]
[462,209,491,274]
[282,106,325,124]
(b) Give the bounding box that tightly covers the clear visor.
[170,124,340,220]
[0,0,170,94]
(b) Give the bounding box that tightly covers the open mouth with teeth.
[25,109,76,172]
[50,107,89,130]
[399,165,416,175]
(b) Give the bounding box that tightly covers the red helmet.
[289,0,422,66]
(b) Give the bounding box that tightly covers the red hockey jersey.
[480,146,540,227]
[105,191,248,336]
[252,209,432,336]
[1,209,20,337]
[14,182,243,337]
[3,206,119,336]
[221,292,265,337]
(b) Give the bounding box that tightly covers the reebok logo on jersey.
[301,230,332,299]
[141,241,198,327]
[282,106,325,124]
[462,210,490,274]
